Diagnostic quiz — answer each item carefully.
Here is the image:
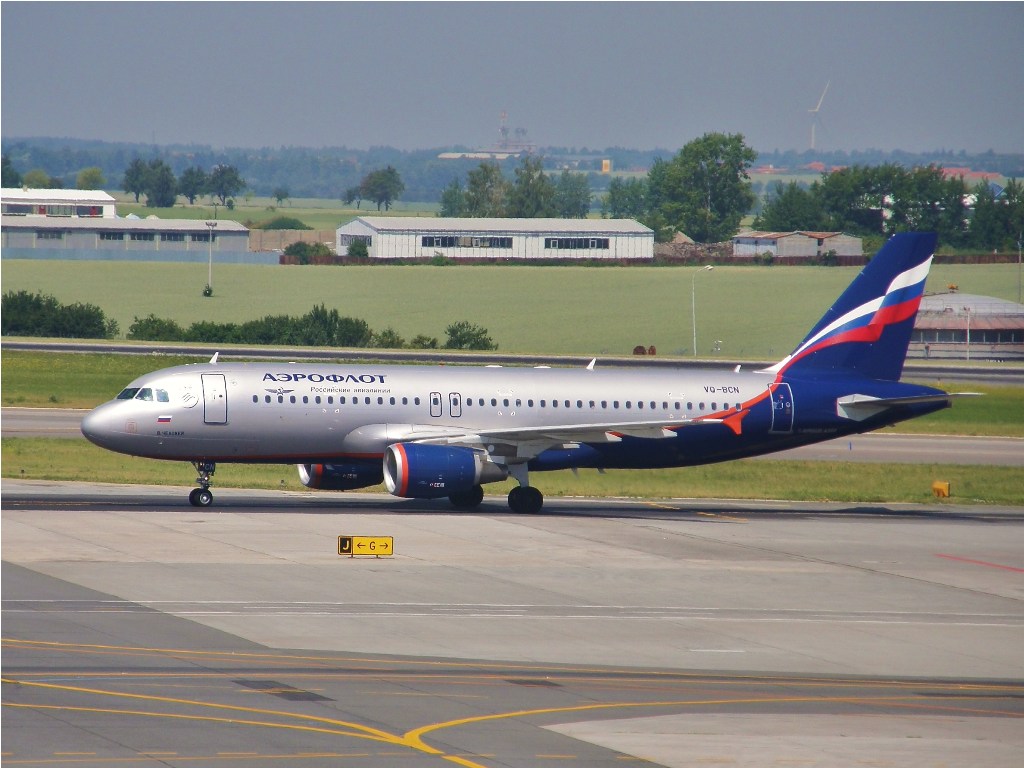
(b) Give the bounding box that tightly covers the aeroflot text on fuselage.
[263,372,389,383]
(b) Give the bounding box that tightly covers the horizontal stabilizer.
[837,392,981,421]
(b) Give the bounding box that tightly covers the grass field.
[4,437,1022,506]
[112,194,439,231]
[4,259,1022,358]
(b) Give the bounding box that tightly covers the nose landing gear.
[189,461,216,507]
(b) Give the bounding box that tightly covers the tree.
[273,187,290,206]
[342,185,362,209]
[444,320,496,350]
[76,167,106,190]
[754,181,825,231]
[208,164,245,205]
[123,157,149,202]
[647,132,757,243]
[439,178,466,216]
[601,176,648,219]
[359,166,404,211]
[507,156,556,217]
[464,162,509,217]
[554,170,591,218]
[178,167,208,205]
[23,168,62,189]
[145,159,177,207]
[2,154,22,187]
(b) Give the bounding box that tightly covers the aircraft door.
[429,392,442,418]
[449,392,462,417]
[769,383,794,433]
[202,374,228,424]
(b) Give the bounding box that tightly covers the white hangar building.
[336,217,655,260]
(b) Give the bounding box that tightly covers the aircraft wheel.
[508,486,543,514]
[449,485,484,510]
[189,488,213,507]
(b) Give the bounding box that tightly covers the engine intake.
[383,443,507,499]
[298,462,383,491]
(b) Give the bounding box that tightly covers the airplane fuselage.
[82,360,946,470]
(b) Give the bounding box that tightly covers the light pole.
[205,221,217,295]
[691,265,714,357]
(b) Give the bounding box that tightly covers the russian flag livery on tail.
[767,232,936,381]
[83,232,971,513]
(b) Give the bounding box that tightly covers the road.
[3,481,1023,767]
[5,406,1023,465]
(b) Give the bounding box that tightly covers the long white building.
[336,217,654,260]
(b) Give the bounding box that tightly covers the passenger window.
[638,401,644,409]
[135,388,154,401]
[711,402,717,410]
[503,399,509,407]
[264,395,271,403]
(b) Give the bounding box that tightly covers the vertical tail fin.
[766,232,937,381]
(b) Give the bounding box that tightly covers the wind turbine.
[808,80,830,151]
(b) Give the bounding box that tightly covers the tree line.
[2,291,498,350]
[753,165,1024,250]
[127,308,496,350]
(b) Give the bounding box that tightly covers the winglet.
[209,352,219,364]
[586,358,596,371]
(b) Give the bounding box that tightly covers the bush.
[254,216,311,230]
[2,290,117,339]
[128,314,185,341]
[409,334,439,349]
[347,239,369,259]
[444,320,497,350]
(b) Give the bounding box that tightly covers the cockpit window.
[117,388,140,400]
[135,388,154,401]
[156,389,170,402]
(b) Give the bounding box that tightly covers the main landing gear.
[507,485,544,514]
[189,460,216,507]
[506,463,544,514]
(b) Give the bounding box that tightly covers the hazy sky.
[3,2,1022,154]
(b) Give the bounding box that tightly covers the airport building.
[1,187,267,263]
[910,291,1024,361]
[336,217,655,260]
[732,231,863,260]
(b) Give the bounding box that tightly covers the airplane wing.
[386,411,748,462]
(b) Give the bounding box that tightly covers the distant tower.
[498,111,510,151]
[808,81,830,151]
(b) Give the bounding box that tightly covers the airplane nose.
[80,405,119,448]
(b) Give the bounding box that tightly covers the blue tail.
[767,232,937,381]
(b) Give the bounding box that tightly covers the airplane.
[81,232,966,514]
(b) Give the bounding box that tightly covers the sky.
[2,2,1023,154]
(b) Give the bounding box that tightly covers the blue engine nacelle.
[383,443,507,499]
[297,462,383,491]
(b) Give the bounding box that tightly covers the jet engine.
[297,462,383,491]
[383,443,507,499]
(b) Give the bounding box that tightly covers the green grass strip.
[4,438,1021,506]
